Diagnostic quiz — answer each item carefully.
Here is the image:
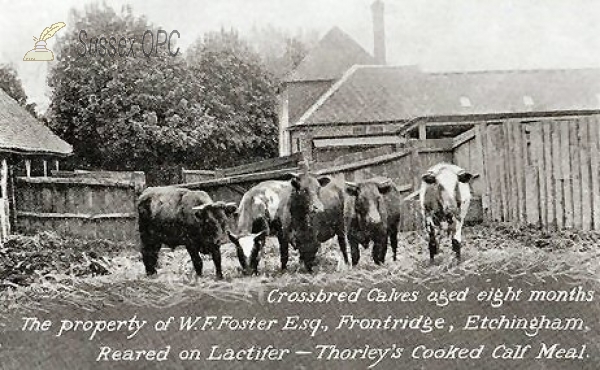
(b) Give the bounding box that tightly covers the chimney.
[371,0,386,65]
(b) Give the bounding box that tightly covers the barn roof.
[0,88,72,156]
[296,65,600,125]
[285,27,376,83]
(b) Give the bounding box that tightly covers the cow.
[227,180,293,275]
[345,177,401,265]
[137,186,237,279]
[419,163,473,264]
[277,172,350,272]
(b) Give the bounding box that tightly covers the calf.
[227,180,292,275]
[419,163,473,264]
[345,177,401,265]
[278,173,350,272]
[137,186,237,279]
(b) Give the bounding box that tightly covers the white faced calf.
[419,163,473,264]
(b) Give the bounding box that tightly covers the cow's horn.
[192,204,208,211]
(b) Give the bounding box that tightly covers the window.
[353,127,367,135]
[459,96,471,107]
[295,138,301,152]
[523,95,534,106]
[368,125,384,134]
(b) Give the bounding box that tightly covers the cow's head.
[421,166,473,221]
[289,173,331,215]
[227,231,267,275]
[192,201,238,245]
[346,180,392,227]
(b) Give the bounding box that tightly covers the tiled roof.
[287,80,333,123]
[298,65,600,125]
[0,88,72,156]
[285,27,376,83]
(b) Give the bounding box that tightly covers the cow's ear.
[224,202,238,216]
[377,182,393,194]
[422,172,437,184]
[317,176,331,187]
[254,230,267,245]
[192,204,208,216]
[345,182,359,196]
[281,172,298,181]
[228,231,239,244]
[291,175,301,190]
[457,170,474,183]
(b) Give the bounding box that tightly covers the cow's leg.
[389,224,399,262]
[185,245,204,277]
[372,233,387,265]
[276,231,289,271]
[211,248,224,280]
[451,219,463,262]
[336,232,350,265]
[426,218,438,265]
[140,236,161,276]
[379,233,389,264]
[348,235,360,266]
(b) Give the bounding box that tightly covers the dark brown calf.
[345,177,401,265]
[278,173,350,272]
[137,186,237,279]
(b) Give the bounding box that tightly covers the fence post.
[0,158,9,244]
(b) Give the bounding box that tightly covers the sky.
[1,0,600,112]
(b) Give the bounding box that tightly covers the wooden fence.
[0,159,9,245]
[182,139,483,231]
[14,172,144,242]
[453,114,600,230]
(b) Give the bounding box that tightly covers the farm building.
[0,87,72,243]
[273,0,600,231]
[279,1,600,162]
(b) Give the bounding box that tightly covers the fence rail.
[453,114,600,230]
[14,171,143,242]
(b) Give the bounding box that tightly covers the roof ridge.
[426,67,600,76]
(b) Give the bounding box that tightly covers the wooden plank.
[552,121,564,229]
[579,117,592,230]
[488,125,502,220]
[570,120,582,229]
[16,211,137,219]
[534,123,547,227]
[452,128,476,149]
[490,124,503,221]
[0,158,8,242]
[526,123,542,226]
[16,176,136,188]
[590,116,600,230]
[560,120,573,228]
[497,124,508,222]
[475,123,490,221]
[476,124,491,220]
[542,122,555,229]
[506,121,521,222]
[514,120,527,222]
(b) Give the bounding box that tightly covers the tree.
[47,4,280,184]
[0,64,37,116]
[185,28,279,167]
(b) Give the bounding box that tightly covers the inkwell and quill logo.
[23,22,66,61]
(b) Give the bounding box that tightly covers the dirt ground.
[0,224,599,370]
